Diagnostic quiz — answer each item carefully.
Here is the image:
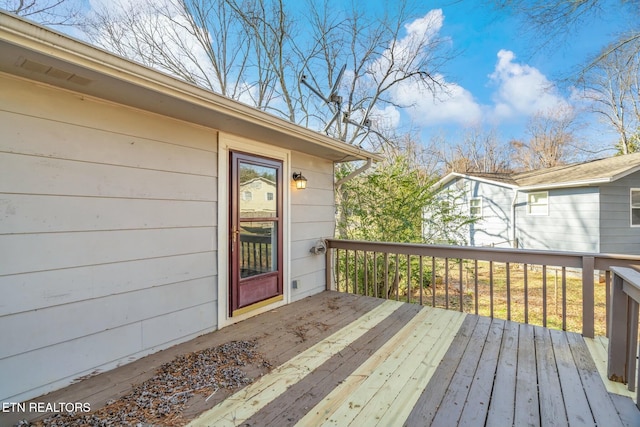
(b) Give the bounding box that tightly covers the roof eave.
[517,178,611,191]
[433,172,518,190]
[0,12,382,163]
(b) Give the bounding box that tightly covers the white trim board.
[217,132,291,329]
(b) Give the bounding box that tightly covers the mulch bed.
[19,340,272,427]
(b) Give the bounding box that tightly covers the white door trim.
[217,132,291,328]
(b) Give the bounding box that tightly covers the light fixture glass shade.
[293,172,307,189]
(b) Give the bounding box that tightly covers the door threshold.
[232,295,284,317]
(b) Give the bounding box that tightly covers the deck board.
[373,310,465,426]
[457,318,504,427]
[5,291,638,427]
[514,323,540,427]
[293,307,464,426]
[341,308,464,426]
[485,320,518,427]
[535,326,569,427]
[550,329,594,426]
[429,316,492,427]
[189,300,404,426]
[241,302,423,426]
[567,332,627,427]
[404,315,479,427]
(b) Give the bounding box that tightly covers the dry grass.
[341,257,608,336]
[421,261,607,336]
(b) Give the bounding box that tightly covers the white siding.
[0,75,218,402]
[290,151,335,300]
[466,180,513,247]
[515,187,600,252]
[440,178,513,247]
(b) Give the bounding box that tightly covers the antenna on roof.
[300,64,348,136]
[300,65,378,147]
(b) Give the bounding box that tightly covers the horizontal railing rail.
[325,239,640,338]
[608,266,640,408]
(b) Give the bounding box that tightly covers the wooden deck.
[4,291,639,427]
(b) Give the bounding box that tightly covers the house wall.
[466,179,514,247]
[600,171,640,254]
[290,152,335,300]
[515,187,600,252]
[439,178,513,247]
[0,72,339,404]
[0,74,219,402]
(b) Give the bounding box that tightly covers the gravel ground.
[17,340,272,427]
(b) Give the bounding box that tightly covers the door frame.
[217,132,291,328]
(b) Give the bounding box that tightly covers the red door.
[229,152,283,316]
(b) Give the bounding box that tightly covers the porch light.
[293,172,307,189]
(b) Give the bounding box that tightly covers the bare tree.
[301,1,448,148]
[84,0,254,99]
[83,0,451,151]
[510,105,578,170]
[430,127,511,174]
[579,42,640,154]
[1,0,82,25]
[490,0,640,73]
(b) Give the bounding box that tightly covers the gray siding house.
[0,13,381,404]
[434,153,640,254]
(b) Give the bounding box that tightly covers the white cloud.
[388,47,572,130]
[370,10,445,88]
[369,105,401,130]
[370,10,483,127]
[488,49,570,120]
[393,75,483,126]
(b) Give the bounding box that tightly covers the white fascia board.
[432,172,518,191]
[517,178,611,191]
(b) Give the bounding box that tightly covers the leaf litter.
[19,340,272,427]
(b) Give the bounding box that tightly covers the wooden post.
[582,256,595,338]
[627,298,638,391]
[608,270,628,383]
[325,244,333,291]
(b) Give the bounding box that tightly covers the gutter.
[335,158,374,188]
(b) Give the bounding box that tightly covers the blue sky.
[402,1,628,151]
[54,0,630,153]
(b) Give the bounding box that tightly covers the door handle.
[231,226,240,244]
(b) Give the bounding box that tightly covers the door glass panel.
[239,222,277,278]
[239,163,277,218]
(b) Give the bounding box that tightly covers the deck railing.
[608,266,640,407]
[325,239,640,338]
[240,234,272,276]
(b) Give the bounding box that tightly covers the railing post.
[582,256,595,338]
[608,270,628,382]
[325,244,333,291]
[627,298,638,391]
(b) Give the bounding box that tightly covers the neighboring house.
[0,13,381,403]
[434,153,640,254]
[239,176,277,217]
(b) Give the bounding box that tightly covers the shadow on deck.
[3,291,639,427]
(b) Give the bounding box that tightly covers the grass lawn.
[421,260,607,336]
[341,255,608,336]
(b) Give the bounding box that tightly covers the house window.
[631,189,640,226]
[266,192,274,201]
[242,191,252,201]
[469,198,482,218]
[527,192,548,215]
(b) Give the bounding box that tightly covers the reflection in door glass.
[239,222,277,278]
[240,163,277,218]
